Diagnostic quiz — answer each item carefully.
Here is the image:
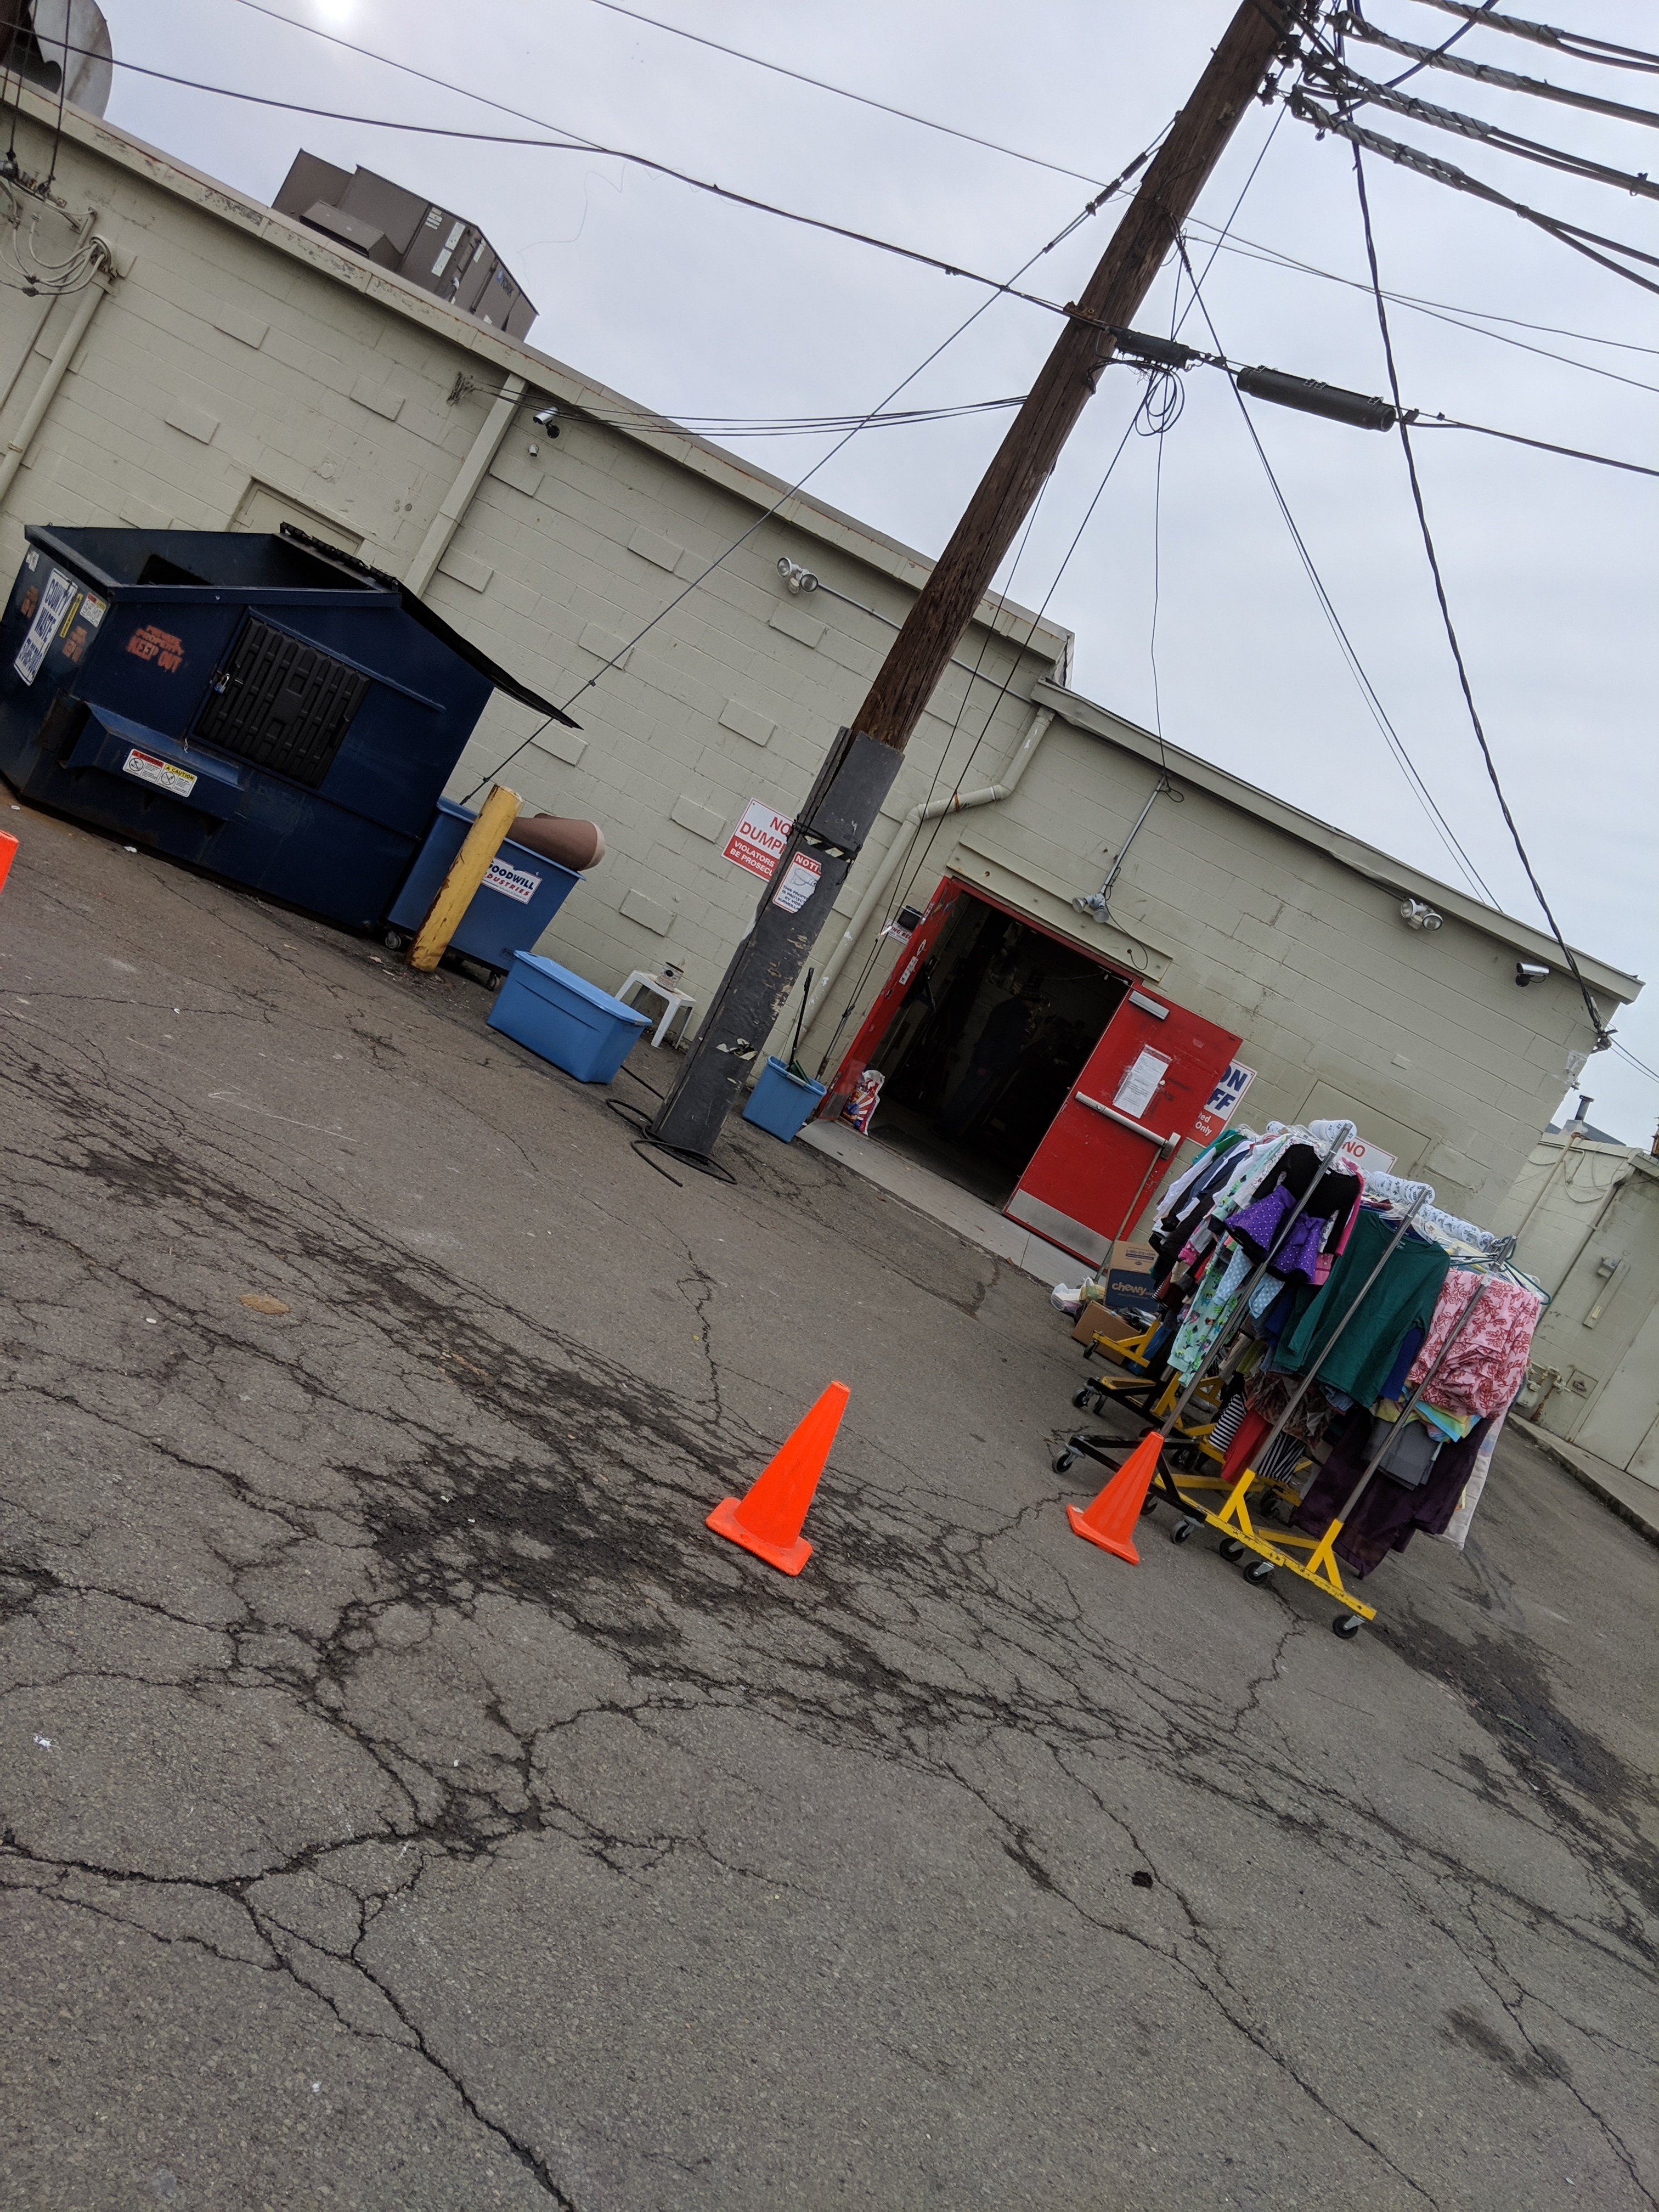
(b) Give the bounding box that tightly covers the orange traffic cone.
[707,1381,849,1575]
[0,830,16,898]
[1065,1430,1163,1564]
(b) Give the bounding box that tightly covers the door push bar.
[1075,1093,1180,1153]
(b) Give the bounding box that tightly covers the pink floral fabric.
[1406,1271,1544,1418]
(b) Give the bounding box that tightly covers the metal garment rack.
[1183,1225,1519,1635]
[1057,1122,1359,1516]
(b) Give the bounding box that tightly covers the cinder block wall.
[0,95,1635,1231]
[804,696,1622,1223]
[0,100,1064,1013]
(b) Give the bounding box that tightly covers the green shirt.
[1274,1209,1451,1406]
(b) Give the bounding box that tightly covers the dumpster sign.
[14,567,74,686]
[724,799,791,880]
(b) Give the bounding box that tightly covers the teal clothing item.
[1273,1210,1451,1406]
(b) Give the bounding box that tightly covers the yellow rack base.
[1178,1457,1374,1633]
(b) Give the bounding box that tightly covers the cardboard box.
[1105,1239,1158,1301]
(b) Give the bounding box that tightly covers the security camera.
[1516,961,1550,986]
[530,402,560,436]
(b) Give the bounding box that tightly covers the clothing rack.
[1058,1120,1359,1521]
[1055,1131,1543,1639]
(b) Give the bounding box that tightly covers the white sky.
[104,0,1658,1142]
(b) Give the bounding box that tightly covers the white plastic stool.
[619,969,696,1047]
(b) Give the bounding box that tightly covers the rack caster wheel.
[1170,1518,1194,1545]
[1053,1451,1075,1475]
[1072,1386,1093,1410]
[1140,1494,1160,1517]
[383,929,406,952]
[1333,1613,1364,1639]
[1243,1557,1276,1585]
[1218,1537,1245,1562]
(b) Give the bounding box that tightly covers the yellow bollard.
[408,785,522,973]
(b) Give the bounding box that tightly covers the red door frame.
[822,872,1147,1118]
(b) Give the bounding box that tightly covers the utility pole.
[652,0,1297,1161]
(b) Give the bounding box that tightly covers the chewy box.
[742,1056,826,1143]
[488,952,649,1083]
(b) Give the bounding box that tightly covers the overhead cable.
[1350,144,1614,1050]
[1308,57,1659,200]
[1170,234,1499,906]
[582,0,1116,190]
[1290,90,1659,297]
[1406,0,1659,75]
[1412,416,1659,479]
[1331,14,1659,127]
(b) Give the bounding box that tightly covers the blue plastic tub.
[387,797,579,969]
[488,952,650,1083]
[742,1056,827,1143]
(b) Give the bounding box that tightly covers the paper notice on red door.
[723,799,792,879]
[771,852,821,913]
[1111,1047,1169,1120]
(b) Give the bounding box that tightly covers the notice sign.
[122,747,197,799]
[14,567,74,685]
[771,852,821,914]
[1111,1047,1169,1121]
[724,799,792,880]
[1190,1060,1257,1145]
[482,855,542,904]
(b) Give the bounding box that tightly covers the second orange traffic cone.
[1065,1430,1163,1565]
[706,1381,849,1576]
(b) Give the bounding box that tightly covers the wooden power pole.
[653,0,1296,1160]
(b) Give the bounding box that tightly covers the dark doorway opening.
[871,891,1130,1206]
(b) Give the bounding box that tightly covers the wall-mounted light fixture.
[777,556,819,595]
[1400,897,1442,931]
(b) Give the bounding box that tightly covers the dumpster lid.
[277,526,581,727]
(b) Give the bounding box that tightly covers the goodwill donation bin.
[0,523,579,929]
[386,797,579,975]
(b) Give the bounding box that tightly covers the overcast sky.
[104,0,1658,1142]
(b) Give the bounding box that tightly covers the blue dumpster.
[0,523,579,929]
[386,797,578,972]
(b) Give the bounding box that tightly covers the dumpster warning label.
[724,799,791,880]
[482,856,542,904]
[14,568,74,685]
[771,853,821,915]
[125,623,184,674]
[122,747,197,800]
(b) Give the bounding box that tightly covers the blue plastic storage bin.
[388,797,579,970]
[488,952,650,1083]
[742,1056,827,1143]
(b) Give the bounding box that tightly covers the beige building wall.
[1492,1135,1659,1481]
[0,89,1641,1234]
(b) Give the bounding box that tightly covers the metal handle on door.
[1075,1093,1180,1152]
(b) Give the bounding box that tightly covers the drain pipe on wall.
[0,250,115,508]
[802,702,1054,1042]
[404,373,525,595]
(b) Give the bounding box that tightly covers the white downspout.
[0,257,113,507]
[404,373,524,595]
[803,702,1054,1036]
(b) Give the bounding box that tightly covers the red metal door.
[820,877,967,1120]
[1005,988,1241,1266]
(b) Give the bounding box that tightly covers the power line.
[1349,142,1614,1050]
[1171,234,1500,906]
[1311,56,1659,200]
[1412,415,1659,480]
[1290,89,1659,298]
[1331,12,1659,125]
[582,0,1116,191]
[1406,0,1659,76]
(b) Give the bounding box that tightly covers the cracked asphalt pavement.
[1,797,1655,2211]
